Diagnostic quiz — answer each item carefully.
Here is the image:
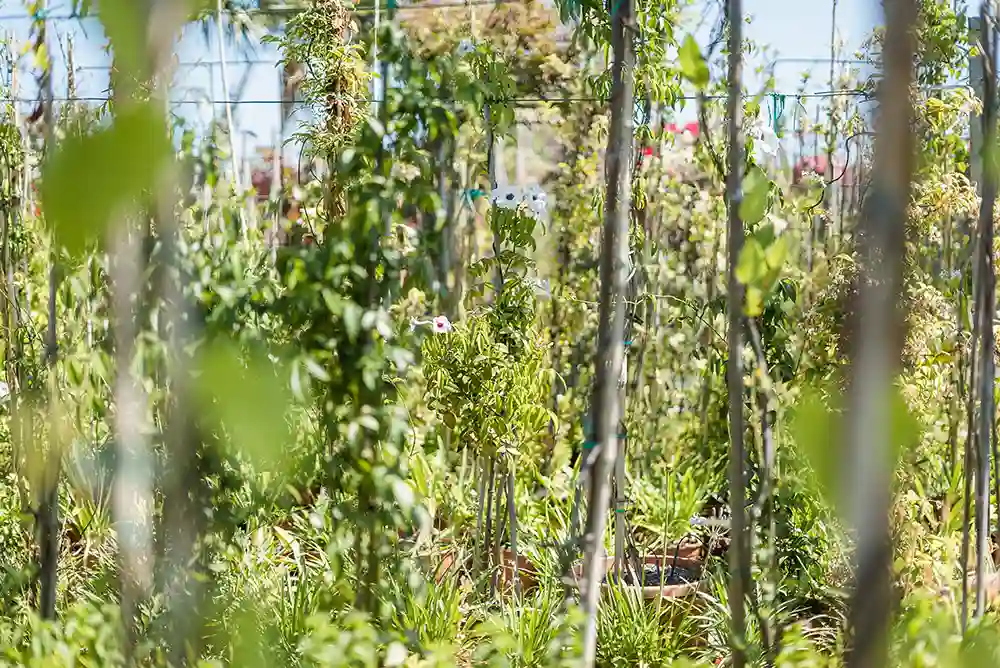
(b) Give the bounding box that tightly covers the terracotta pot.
[668,538,704,562]
[498,548,539,593]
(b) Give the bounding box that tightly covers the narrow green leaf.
[678,35,709,90]
[735,237,766,286]
[740,166,770,225]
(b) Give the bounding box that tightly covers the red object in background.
[793,155,831,183]
[642,146,654,157]
[660,121,699,140]
[251,168,271,201]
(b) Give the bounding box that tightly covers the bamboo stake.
[842,1,916,666]
[136,1,203,660]
[961,246,978,632]
[32,0,60,621]
[724,0,749,664]
[973,2,996,620]
[579,0,634,659]
[482,454,496,575]
[215,0,242,199]
[506,456,521,597]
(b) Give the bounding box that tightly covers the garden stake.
[973,5,996,620]
[506,456,521,596]
[842,1,917,666]
[579,0,634,657]
[724,0,749,664]
[491,457,506,597]
[482,454,496,578]
[32,0,60,622]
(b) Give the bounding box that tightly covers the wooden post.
[971,16,985,196]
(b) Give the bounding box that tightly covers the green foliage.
[678,35,709,90]
[595,587,696,666]
[0,602,124,667]
[39,104,170,256]
[266,0,368,160]
[3,0,999,665]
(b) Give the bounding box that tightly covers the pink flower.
[432,316,453,333]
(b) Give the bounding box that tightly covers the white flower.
[0,381,8,402]
[523,184,548,217]
[457,39,476,56]
[432,315,453,333]
[384,642,408,667]
[529,277,551,299]
[767,213,788,235]
[410,315,453,334]
[490,185,523,210]
[749,112,781,164]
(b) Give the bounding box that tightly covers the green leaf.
[745,286,764,317]
[194,342,296,473]
[740,166,770,224]
[99,0,209,78]
[764,234,789,270]
[789,384,841,507]
[678,35,709,90]
[790,382,919,518]
[40,103,170,256]
[97,0,148,78]
[735,237,766,286]
[343,302,362,342]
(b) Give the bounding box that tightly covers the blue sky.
[0,0,912,162]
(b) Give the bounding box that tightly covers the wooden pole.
[579,0,635,659]
[724,1,748,665]
[973,2,995,620]
[35,0,60,622]
[842,0,916,666]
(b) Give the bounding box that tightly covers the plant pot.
[498,548,539,593]
[401,534,461,583]
[668,537,704,562]
[572,550,704,600]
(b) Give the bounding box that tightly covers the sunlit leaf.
[764,235,789,270]
[789,384,840,506]
[98,0,211,77]
[735,237,766,286]
[40,103,170,257]
[194,341,296,472]
[678,35,709,90]
[745,285,764,317]
[97,0,148,77]
[790,382,919,517]
[740,166,770,225]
